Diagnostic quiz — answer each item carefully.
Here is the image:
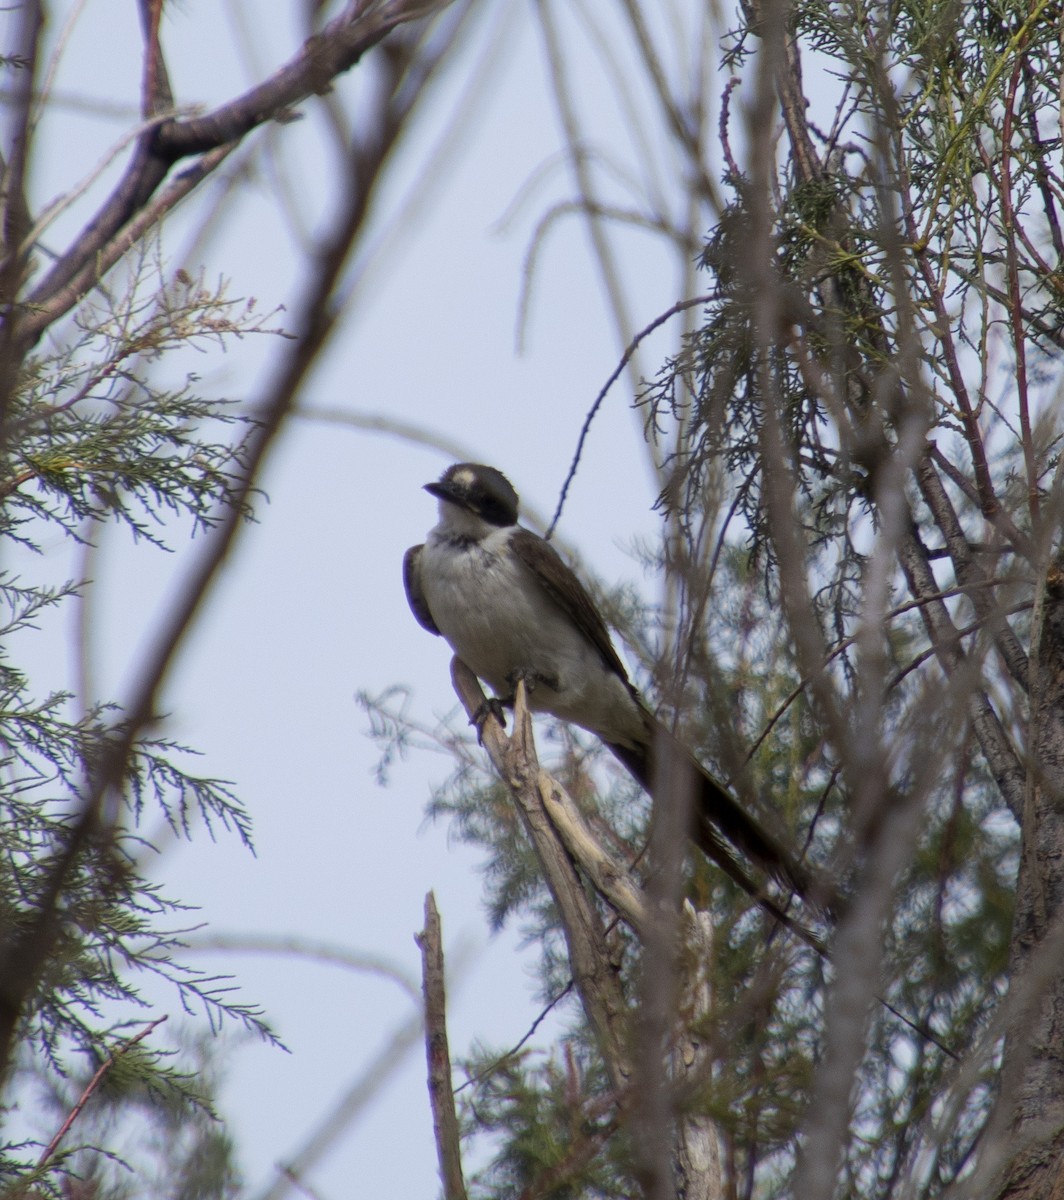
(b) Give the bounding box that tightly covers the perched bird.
[404,461,816,906]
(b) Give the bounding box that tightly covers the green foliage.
[633,0,1048,1190]
[8,1029,243,1200]
[462,1045,631,1199]
[0,248,282,1193]
[652,0,1064,566]
[6,260,275,549]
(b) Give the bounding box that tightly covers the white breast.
[418,525,645,748]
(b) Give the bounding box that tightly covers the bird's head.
[424,463,520,530]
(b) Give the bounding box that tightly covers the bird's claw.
[471,697,508,742]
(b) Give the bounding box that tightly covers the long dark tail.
[605,724,828,915]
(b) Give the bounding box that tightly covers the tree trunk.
[999,560,1064,1199]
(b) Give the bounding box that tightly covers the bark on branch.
[449,657,633,1091]
[416,891,468,1200]
[998,559,1064,1200]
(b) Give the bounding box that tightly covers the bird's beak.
[424,480,458,503]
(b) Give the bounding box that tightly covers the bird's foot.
[471,696,508,742]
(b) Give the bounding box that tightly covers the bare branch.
[897,525,1027,820]
[549,294,711,537]
[12,0,456,349]
[539,772,648,932]
[533,0,652,453]
[450,658,633,1091]
[259,1010,425,1200]
[416,892,468,1200]
[673,905,724,1200]
[0,0,42,408]
[915,456,1030,691]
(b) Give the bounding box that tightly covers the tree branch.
[13,0,454,349]
[35,1016,168,1171]
[416,892,468,1200]
[450,658,633,1091]
[897,523,1027,820]
[915,456,1030,692]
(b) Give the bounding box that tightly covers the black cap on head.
[424,462,520,527]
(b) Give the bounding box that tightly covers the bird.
[403,461,818,909]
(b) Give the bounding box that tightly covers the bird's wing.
[510,528,631,683]
[403,544,441,635]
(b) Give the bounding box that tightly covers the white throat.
[432,498,505,542]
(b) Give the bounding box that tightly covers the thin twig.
[455,983,574,1094]
[548,294,710,536]
[36,1015,168,1170]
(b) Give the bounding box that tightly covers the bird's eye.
[480,498,508,523]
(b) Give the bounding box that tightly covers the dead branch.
[416,892,468,1200]
[449,657,633,1091]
